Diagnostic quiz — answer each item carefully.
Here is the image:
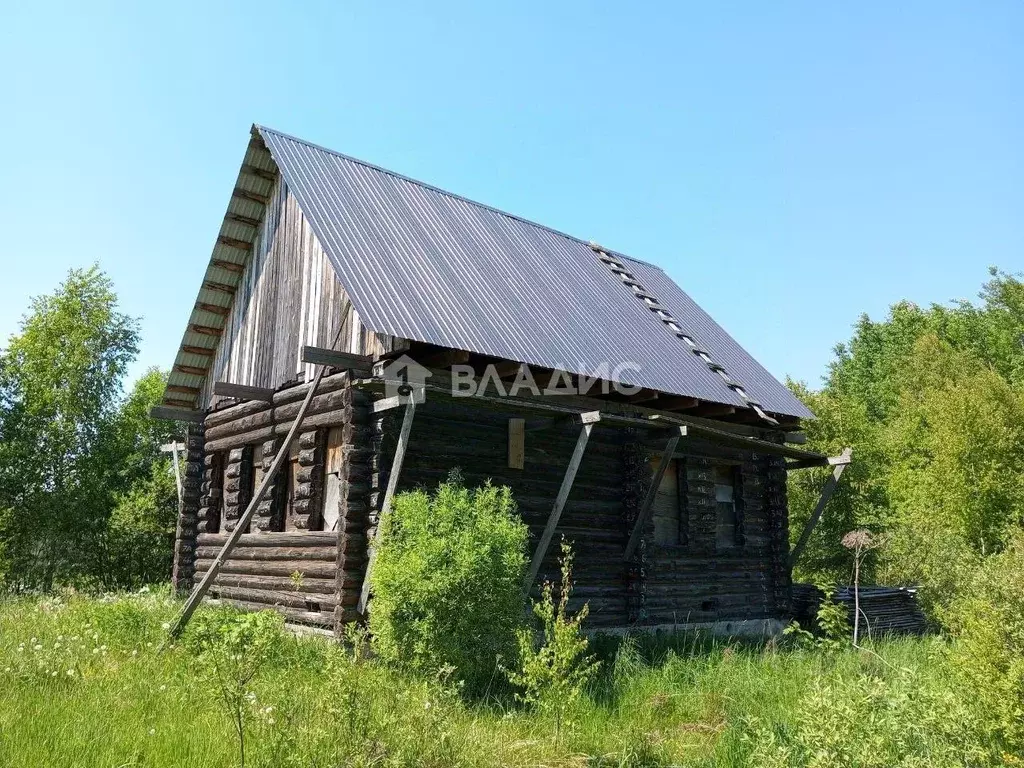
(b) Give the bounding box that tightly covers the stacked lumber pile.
[791,583,928,637]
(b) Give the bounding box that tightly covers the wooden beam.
[150,405,204,423]
[232,187,268,205]
[202,280,237,295]
[691,404,736,418]
[166,384,200,396]
[492,360,525,378]
[240,163,276,181]
[623,389,660,404]
[789,448,853,568]
[508,418,525,469]
[657,395,699,411]
[646,414,829,464]
[523,412,600,592]
[213,382,275,401]
[174,364,208,377]
[211,259,245,274]
[181,345,216,357]
[188,324,223,337]
[420,347,471,367]
[622,427,686,561]
[217,235,253,252]
[168,361,330,638]
[163,397,198,409]
[196,302,231,317]
[224,212,261,228]
[301,345,373,370]
[358,399,417,614]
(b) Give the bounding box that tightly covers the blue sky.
[1,1,1020,389]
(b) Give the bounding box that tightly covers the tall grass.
[0,589,1001,767]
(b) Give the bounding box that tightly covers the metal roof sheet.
[256,126,811,419]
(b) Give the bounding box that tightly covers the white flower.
[146,643,152,648]
[267,718,275,725]
[148,728,155,736]
[161,622,170,631]
[51,671,57,677]
[92,648,99,655]
[131,650,138,657]
[159,684,166,691]
[30,637,37,644]
[33,645,43,652]
[66,669,75,677]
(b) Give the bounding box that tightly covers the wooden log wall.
[195,532,338,629]
[183,371,370,631]
[199,175,395,408]
[171,425,205,592]
[371,396,794,630]
[374,396,632,628]
[642,438,789,626]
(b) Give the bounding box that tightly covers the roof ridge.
[255,123,657,269]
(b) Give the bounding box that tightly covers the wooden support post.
[789,448,853,568]
[166,362,331,639]
[522,411,601,592]
[357,399,417,615]
[622,427,686,562]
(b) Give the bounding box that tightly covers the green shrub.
[505,540,599,739]
[946,532,1024,754]
[369,475,528,692]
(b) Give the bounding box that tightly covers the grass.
[0,587,999,767]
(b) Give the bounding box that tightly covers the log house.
[159,125,832,638]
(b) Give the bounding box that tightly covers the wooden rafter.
[213,382,275,402]
[182,345,216,357]
[174,364,208,377]
[202,280,237,295]
[224,212,261,228]
[166,384,200,396]
[188,324,223,337]
[217,235,253,252]
[195,302,231,317]
[211,259,245,274]
[240,163,276,181]
[232,187,268,205]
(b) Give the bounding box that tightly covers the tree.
[0,266,176,589]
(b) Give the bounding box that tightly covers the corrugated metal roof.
[256,126,812,419]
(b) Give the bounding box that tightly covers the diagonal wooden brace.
[789,447,853,569]
[357,398,418,615]
[622,427,686,562]
[167,363,331,639]
[522,411,601,592]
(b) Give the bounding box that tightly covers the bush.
[369,474,529,692]
[505,540,599,739]
[946,532,1024,754]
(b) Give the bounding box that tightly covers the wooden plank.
[162,397,198,409]
[217,235,253,252]
[182,345,216,357]
[232,186,269,205]
[657,395,699,411]
[301,345,373,370]
[646,414,829,464]
[168,361,330,639]
[522,413,600,592]
[174,364,208,376]
[150,406,204,423]
[211,259,245,274]
[165,385,200,396]
[224,212,261,227]
[358,399,417,618]
[197,532,337,548]
[789,448,853,568]
[371,395,405,413]
[240,163,276,181]
[508,418,525,469]
[213,381,276,402]
[357,399,417,614]
[188,323,223,337]
[623,427,686,561]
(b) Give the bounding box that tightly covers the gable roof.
[163,125,812,420]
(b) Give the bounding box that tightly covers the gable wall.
[200,174,393,406]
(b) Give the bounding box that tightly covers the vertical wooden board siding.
[201,178,388,407]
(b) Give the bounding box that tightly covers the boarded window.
[322,426,344,532]
[652,458,683,545]
[715,465,739,549]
